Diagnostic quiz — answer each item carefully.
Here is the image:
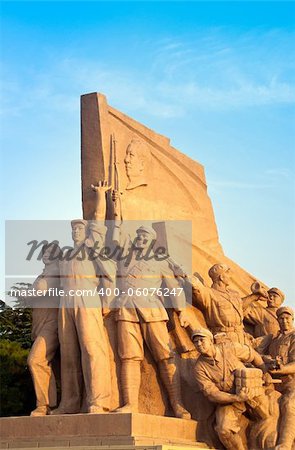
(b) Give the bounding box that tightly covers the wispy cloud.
[149,30,295,109]
[208,167,294,192]
[265,168,293,178]
[1,28,294,118]
[208,180,274,190]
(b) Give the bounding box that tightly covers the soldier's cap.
[191,328,214,341]
[208,263,230,281]
[136,225,157,239]
[276,306,294,319]
[71,219,88,228]
[268,287,285,301]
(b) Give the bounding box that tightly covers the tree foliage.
[0,284,35,416]
[0,339,35,416]
[0,284,32,348]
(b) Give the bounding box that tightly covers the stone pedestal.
[0,413,211,449]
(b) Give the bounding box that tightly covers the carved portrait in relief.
[124,138,151,190]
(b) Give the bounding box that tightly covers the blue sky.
[1,1,295,303]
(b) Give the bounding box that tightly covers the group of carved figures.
[22,182,294,450]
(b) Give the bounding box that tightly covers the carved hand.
[191,275,201,290]
[237,387,251,402]
[269,363,285,375]
[257,287,269,298]
[262,372,274,386]
[91,180,112,196]
[251,281,269,299]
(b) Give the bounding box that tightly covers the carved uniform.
[192,283,245,344]
[244,305,280,337]
[116,255,185,361]
[58,223,116,413]
[194,343,254,447]
[27,266,59,410]
[264,330,295,449]
[114,232,190,419]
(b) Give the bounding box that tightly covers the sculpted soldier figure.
[192,328,268,450]
[243,287,285,337]
[52,181,116,415]
[26,242,60,416]
[112,219,191,418]
[259,306,295,450]
[191,264,264,344]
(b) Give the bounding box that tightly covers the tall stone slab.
[81,92,263,295]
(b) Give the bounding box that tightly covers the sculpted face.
[278,313,293,333]
[268,292,283,308]
[220,271,231,287]
[124,145,144,178]
[134,231,154,250]
[42,246,55,265]
[124,139,150,190]
[193,336,213,356]
[72,224,86,245]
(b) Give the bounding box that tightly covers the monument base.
[0,413,212,449]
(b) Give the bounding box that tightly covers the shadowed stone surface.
[0,413,211,449]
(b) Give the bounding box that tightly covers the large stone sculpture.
[80,91,274,417]
[3,92,290,450]
[52,182,116,414]
[26,242,60,416]
[77,92,289,444]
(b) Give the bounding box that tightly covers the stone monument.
[1,92,293,450]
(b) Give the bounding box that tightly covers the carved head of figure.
[276,307,294,333]
[134,225,157,250]
[71,219,88,245]
[41,241,62,266]
[209,263,231,287]
[267,287,285,308]
[191,328,214,357]
[124,138,151,190]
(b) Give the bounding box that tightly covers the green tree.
[0,340,35,416]
[0,285,35,416]
[0,284,32,348]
